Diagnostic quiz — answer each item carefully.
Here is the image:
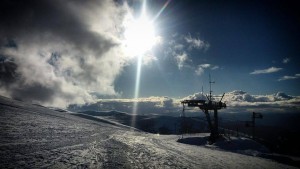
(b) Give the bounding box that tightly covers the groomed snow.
[0,96,297,168]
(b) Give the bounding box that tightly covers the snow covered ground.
[0,96,298,168]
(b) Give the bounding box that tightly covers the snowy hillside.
[0,96,297,168]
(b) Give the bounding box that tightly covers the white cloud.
[221,90,300,113]
[173,44,185,51]
[282,57,290,64]
[223,90,293,103]
[199,64,211,68]
[184,34,210,51]
[142,55,158,66]
[278,73,300,81]
[278,76,297,81]
[195,67,205,76]
[175,52,189,70]
[211,65,219,70]
[183,92,207,100]
[166,33,210,71]
[195,64,219,76]
[184,90,300,113]
[250,67,282,75]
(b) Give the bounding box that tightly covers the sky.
[0,0,299,110]
[116,0,300,98]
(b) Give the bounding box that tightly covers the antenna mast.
[209,74,215,101]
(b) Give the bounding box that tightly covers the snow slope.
[0,96,297,168]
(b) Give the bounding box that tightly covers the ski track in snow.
[0,96,297,169]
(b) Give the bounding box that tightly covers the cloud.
[250,67,282,75]
[195,64,219,76]
[282,57,290,64]
[278,73,300,81]
[173,44,185,51]
[68,96,179,115]
[195,67,205,76]
[69,90,300,115]
[0,0,131,107]
[224,90,293,103]
[199,64,211,68]
[211,65,219,70]
[221,90,300,113]
[183,92,207,100]
[175,52,189,70]
[165,33,210,71]
[184,90,300,113]
[184,34,210,51]
[142,55,158,66]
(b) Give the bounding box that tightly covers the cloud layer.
[68,96,178,115]
[0,0,131,107]
[69,90,300,115]
[222,90,300,113]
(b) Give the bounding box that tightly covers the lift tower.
[181,75,226,143]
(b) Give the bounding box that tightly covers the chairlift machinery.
[181,74,226,142]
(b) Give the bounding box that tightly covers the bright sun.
[123,5,157,57]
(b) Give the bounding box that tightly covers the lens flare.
[124,16,156,56]
[126,0,171,129]
[123,0,157,57]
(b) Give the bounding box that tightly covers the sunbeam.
[128,0,170,129]
[131,55,143,128]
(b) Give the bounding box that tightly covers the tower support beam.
[204,109,213,135]
[214,109,219,137]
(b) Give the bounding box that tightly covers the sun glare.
[123,7,157,56]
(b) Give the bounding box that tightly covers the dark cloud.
[0,0,130,107]
[0,58,59,103]
[11,83,57,103]
[161,97,174,108]
[0,0,115,54]
[0,59,18,87]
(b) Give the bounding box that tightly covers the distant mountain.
[79,110,129,116]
